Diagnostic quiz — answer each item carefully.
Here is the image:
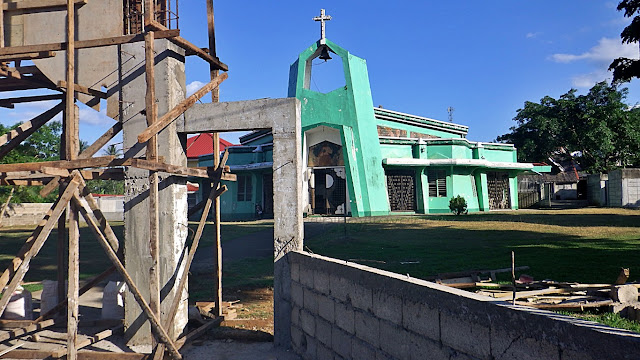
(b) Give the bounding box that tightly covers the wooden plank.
[0,156,115,172]
[0,319,55,343]
[0,102,64,157]
[0,51,55,61]
[145,20,227,71]
[75,176,120,253]
[122,158,231,179]
[72,194,182,360]
[175,317,223,350]
[0,94,64,106]
[137,72,228,144]
[427,266,530,281]
[0,188,14,227]
[3,0,87,11]
[0,30,180,57]
[0,175,80,317]
[51,325,123,358]
[515,299,613,310]
[1,350,148,360]
[58,80,106,99]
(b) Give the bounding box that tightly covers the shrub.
[449,195,468,215]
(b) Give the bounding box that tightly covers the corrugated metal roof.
[186,133,234,159]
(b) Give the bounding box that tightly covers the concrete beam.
[182,97,304,348]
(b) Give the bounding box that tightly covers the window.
[427,169,447,197]
[237,175,252,202]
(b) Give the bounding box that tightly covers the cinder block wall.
[286,251,640,360]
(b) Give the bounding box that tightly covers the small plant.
[449,195,468,215]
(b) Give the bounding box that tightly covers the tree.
[102,144,121,157]
[497,82,640,173]
[609,0,640,83]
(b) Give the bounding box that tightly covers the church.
[198,12,548,220]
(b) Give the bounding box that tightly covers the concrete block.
[317,317,333,347]
[491,331,559,360]
[352,338,377,360]
[335,301,355,334]
[304,288,320,314]
[403,298,440,341]
[351,283,373,312]
[301,309,316,336]
[440,313,490,359]
[318,295,335,323]
[292,281,304,307]
[373,290,402,324]
[379,320,410,359]
[408,333,449,360]
[291,262,300,282]
[292,305,301,327]
[611,285,638,303]
[332,326,353,359]
[375,350,394,360]
[291,325,306,352]
[314,270,331,295]
[330,273,354,304]
[317,343,335,360]
[355,311,380,346]
[300,266,315,288]
[304,335,318,360]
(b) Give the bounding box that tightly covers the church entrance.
[487,172,511,210]
[310,167,347,215]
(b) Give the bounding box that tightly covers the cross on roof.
[313,9,332,41]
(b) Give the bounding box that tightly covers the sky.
[1,1,639,149]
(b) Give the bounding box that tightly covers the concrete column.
[119,39,188,352]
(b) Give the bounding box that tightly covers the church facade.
[199,38,548,220]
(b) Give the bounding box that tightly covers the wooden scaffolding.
[0,1,230,359]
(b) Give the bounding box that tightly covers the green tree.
[0,121,63,203]
[609,0,640,83]
[497,82,640,173]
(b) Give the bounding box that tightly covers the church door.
[386,170,416,211]
[310,168,347,215]
[487,172,511,210]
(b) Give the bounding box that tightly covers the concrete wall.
[286,251,640,360]
[1,199,123,227]
[587,173,608,206]
[609,169,640,208]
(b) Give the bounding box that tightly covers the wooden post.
[207,0,223,318]
[65,0,79,357]
[145,23,162,355]
[511,250,516,305]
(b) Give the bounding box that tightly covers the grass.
[557,311,640,333]
[305,208,640,284]
[0,219,273,283]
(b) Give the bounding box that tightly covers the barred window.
[427,169,447,197]
[237,175,252,202]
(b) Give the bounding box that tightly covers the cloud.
[186,81,206,97]
[79,106,112,126]
[550,37,637,64]
[526,32,541,39]
[550,37,639,88]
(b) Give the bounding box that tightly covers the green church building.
[199,32,548,220]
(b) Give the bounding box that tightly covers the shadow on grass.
[306,223,640,284]
[414,211,640,228]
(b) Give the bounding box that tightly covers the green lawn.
[305,208,640,284]
[0,219,273,283]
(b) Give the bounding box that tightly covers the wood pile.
[434,267,640,316]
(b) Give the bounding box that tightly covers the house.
[186,133,233,168]
[198,38,549,220]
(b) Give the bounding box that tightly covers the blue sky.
[2,1,639,149]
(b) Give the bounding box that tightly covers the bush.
[449,195,468,215]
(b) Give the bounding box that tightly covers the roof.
[186,133,234,159]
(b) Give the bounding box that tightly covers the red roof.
[186,133,234,159]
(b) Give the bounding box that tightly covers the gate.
[386,170,416,211]
[487,172,511,210]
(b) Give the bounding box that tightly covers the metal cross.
[313,9,332,41]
